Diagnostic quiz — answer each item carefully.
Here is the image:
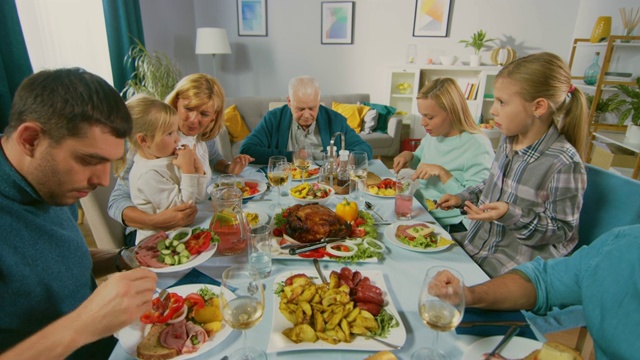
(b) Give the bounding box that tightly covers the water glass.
[218,174,237,188]
[248,225,272,278]
[395,180,413,220]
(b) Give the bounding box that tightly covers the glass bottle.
[583,52,601,86]
[336,150,350,191]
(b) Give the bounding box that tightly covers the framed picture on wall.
[321,1,354,44]
[237,0,268,36]
[412,0,452,37]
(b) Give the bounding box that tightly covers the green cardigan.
[239,105,373,165]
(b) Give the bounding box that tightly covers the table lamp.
[195,27,231,78]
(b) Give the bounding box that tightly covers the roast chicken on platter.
[284,204,351,243]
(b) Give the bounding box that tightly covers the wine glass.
[293,145,313,184]
[348,151,368,206]
[267,155,290,211]
[219,265,266,360]
[412,266,465,360]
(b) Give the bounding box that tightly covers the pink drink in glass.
[395,194,413,220]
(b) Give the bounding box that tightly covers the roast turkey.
[284,204,351,243]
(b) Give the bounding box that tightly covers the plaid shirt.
[457,125,586,277]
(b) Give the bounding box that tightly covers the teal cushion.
[364,102,396,133]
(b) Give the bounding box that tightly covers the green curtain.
[0,0,33,132]
[102,0,145,94]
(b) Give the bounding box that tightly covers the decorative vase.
[405,44,417,65]
[583,52,601,86]
[469,54,481,67]
[626,124,640,144]
[590,16,611,43]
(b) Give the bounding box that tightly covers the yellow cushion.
[224,104,251,143]
[331,102,370,133]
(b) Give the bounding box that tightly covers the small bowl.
[168,227,192,242]
[439,55,457,66]
[289,183,335,206]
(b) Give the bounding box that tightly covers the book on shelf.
[467,83,478,100]
[463,83,472,98]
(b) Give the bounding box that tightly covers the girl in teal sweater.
[393,78,494,233]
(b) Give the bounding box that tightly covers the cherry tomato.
[185,293,205,309]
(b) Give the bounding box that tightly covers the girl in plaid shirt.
[439,52,588,277]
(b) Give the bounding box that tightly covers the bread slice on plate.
[136,324,179,360]
[365,350,398,360]
[524,341,583,360]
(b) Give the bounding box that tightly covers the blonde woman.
[393,78,494,234]
[109,74,253,246]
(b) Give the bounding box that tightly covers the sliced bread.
[524,341,583,360]
[136,324,179,360]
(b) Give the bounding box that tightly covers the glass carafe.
[583,52,601,86]
[209,186,250,256]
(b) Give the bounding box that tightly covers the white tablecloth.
[110,160,535,360]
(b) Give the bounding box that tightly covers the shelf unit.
[387,66,500,139]
[568,35,640,179]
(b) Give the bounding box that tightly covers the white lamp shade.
[195,27,231,55]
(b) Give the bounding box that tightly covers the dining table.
[109,160,543,360]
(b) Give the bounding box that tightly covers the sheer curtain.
[0,0,32,132]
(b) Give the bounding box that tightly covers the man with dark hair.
[0,68,156,360]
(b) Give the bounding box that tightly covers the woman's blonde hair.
[113,94,177,176]
[497,52,588,160]
[417,77,481,134]
[165,73,225,142]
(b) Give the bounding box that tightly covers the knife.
[288,237,345,255]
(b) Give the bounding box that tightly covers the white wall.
[140,0,633,102]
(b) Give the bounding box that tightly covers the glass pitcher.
[209,186,250,256]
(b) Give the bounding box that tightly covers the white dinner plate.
[290,165,320,181]
[135,232,218,274]
[243,206,270,228]
[267,269,406,353]
[270,234,379,263]
[207,178,268,200]
[365,188,396,198]
[462,336,543,360]
[116,284,234,360]
[383,221,453,253]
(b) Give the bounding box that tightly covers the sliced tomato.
[308,168,320,175]
[244,181,259,189]
[185,231,212,255]
[349,227,366,238]
[353,217,366,227]
[185,293,205,309]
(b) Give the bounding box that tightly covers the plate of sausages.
[267,268,406,353]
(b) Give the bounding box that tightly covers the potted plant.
[614,77,640,143]
[459,29,496,66]
[122,39,183,100]
[585,93,626,124]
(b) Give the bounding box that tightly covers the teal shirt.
[0,142,115,358]
[239,105,373,165]
[409,131,494,226]
[516,225,640,359]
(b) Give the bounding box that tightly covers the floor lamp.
[195,27,231,79]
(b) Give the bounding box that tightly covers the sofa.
[215,93,403,161]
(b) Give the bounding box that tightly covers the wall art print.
[413,0,452,37]
[237,0,267,36]
[321,1,354,44]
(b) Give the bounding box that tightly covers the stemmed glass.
[267,155,290,211]
[293,145,313,184]
[412,266,465,360]
[348,151,368,206]
[219,265,266,360]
